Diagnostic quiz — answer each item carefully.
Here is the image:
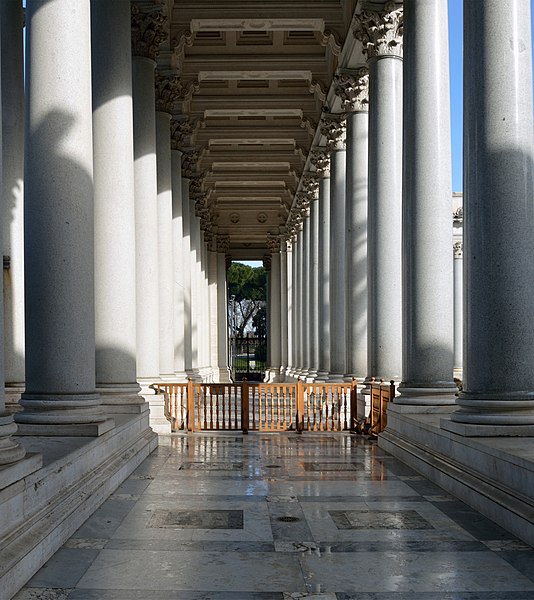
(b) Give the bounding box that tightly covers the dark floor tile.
[25,549,99,588]
[499,550,534,583]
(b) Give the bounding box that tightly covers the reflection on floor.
[14,433,534,600]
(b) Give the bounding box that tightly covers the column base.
[0,414,27,464]
[441,418,534,437]
[305,369,318,382]
[265,368,283,383]
[174,370,190,383]
[395,384,458,406]
[97,383,147,414]
[5,384,24,414]
[213,368,232,383]
[16,418,115,437]
[327,372,345,383]
[314,370,330,382]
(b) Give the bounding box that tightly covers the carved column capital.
[170,117,195,151]
[302,173,320,200]
[320,114,347,151]
[334,68,369,112]
[217,234,230,254]
[310,148,331,177]
[353,1,403,60]
[182,149,201,178]
[263,254,272,271]
[131,3,168,60]
[453,241,463,259]
[266,233,281,253]
[155,70,181,114]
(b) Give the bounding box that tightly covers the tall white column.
[295,226,304,376]
[17,0,110,434]
[289,234,298,377]
[189,204,201,378]
[266,239,282,382]
[335,70,369,382]
[131,6,166,388]
[305,178,320,381]
[207,243,218,381]
[182,178,194,378]
[446,0,534,434]
[311,151,331,381]
[0,0,25,462]
[397,0,456,406]
[92,0,142,410]
[355,4,403,382]
[285,239,293,378]
[200,230,211,379]
[301,213,310,378]
[322,116,347,382]
[155,77,178,381]
[1,0,24,401]
[280,242,289,379]
[170,143,186,380]
[453,241,463,381]
[216,237,232,382]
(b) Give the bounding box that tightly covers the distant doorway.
[231,335,267,382]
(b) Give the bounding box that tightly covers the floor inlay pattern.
[14,433,534,600]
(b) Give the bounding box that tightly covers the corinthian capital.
[155,71,181,114]
[453,241,463,259]
[266,233,281,253]
[302,174,320,200]
[217,235,230,254]
[131,4,168,60]
[353,1,403,60]
[334,68,369,112]
[170,117,195,151]
[310,149,330,177]
[320,115,347,151]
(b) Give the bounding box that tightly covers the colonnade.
[0,0,231,463]
[266,0,534,434]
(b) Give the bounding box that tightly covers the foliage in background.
[227,262,267,337]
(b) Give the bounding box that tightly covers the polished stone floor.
[14,433,534,600]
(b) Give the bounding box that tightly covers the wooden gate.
[153,379,359,433]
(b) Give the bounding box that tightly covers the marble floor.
[13,433,534,600]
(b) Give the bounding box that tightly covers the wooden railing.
[153,378,392,435]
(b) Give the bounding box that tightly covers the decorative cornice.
[310,148,331,177]
[155,71,181,114]
[320,114,347,151]
[131,3,168,60]
[353,1,403,60]
[320,29,344,57]
[334,68,369,112]
[453,241,463,259]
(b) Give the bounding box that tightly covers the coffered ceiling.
[152,0,371,260]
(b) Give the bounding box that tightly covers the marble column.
[131,5,166,388]
[354,3,403,382]
[207,241,218,381]
[396,0,456,405]
[335,70,369,383]
[280,241,289,379]
[181,178,194,378]
[445,0,534,433]
[0,0,25,462]
[289,233,298,377]
[216,236,232,382]
[92,0,142,410]
[17,0,110,434]
[294,225,304,377]
[155,77,179,381]
[170,141,187,381]
[301,212,311,378]
[267,239,282,382]
[312,151,331,381]
[453,241,463,381]
[305,178,320,381]
[189,203,201,378]
[322,117,347,382]
[2,0,24,403]
[285,239,293,378]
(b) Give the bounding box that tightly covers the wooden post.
[187,378,195,432]
[296,378,304,433]
[242,378,249,434]
[350,378,357,432]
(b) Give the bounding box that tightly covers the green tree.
[227,263,267,337]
